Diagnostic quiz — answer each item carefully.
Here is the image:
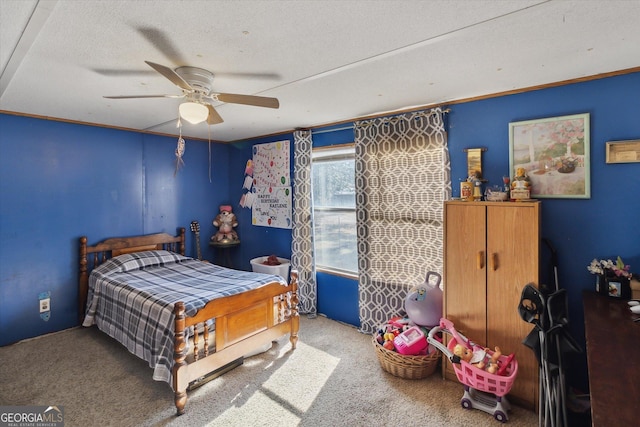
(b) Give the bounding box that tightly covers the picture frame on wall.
[605,140,640,164]
[509,113,590,199]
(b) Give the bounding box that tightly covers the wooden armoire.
[443,200,540,410]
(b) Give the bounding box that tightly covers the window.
[311,145,357,275]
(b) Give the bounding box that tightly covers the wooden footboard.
[172,271,299,415]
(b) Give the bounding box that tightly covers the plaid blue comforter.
[82,250,286,384]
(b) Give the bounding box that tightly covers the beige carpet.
[0,315,538,426]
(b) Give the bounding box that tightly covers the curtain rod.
[311,125,353,135]
[354,108,450,128]
[308,108,450,135]
[302,108,451,135]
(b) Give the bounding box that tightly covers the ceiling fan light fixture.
[179,101,208,124]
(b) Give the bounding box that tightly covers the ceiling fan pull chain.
[174,119,186,176]
[174,137,185,175]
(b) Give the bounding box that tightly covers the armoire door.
[486,203,540,410]
[443,202,487,382]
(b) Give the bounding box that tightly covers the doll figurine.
[511,167,531,189]
[510,167,532,200]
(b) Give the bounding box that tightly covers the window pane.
[312,159,355,208]
[313,209,357,272]
[312,146,357,273]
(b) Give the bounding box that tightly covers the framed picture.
[605,140,640,164]
[509,113,590,199]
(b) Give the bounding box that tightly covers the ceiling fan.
[104,61,279,125]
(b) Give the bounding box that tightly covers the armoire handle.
[477,251,484,269]
[491,253,498,271]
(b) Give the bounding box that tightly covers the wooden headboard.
[78,228,186,323]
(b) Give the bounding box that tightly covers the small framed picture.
[607,280,622,298]
[606,140,640,164]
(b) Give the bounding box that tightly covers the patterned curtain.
[291,130,317,316]
[354,108,451,333]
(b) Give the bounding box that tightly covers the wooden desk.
[582,291,640,426]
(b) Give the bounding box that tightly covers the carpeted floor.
[0,315,538,426]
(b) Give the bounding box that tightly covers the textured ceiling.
[1,0,639,142]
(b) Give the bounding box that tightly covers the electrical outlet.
[39,298,50,313]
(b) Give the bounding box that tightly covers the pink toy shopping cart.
[428,318,518,423]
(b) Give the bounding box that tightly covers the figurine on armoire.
[511,167,532,200]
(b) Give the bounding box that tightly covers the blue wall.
[447,73,640,331]
[447,73,640,389]
[0,115,230,345]
[224,129,361,327]
[299,125,361,326]
[289,74,640,335]
[225,136,295,272]
[1,72,638,389]
[266,72,638,390]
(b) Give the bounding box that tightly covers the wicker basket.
[372,337,440,379]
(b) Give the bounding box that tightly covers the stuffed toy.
[211,205,239,242]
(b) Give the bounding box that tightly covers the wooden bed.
[78,227,299,415]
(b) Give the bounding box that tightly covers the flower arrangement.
[587,256,631,279]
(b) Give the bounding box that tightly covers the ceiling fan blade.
[145,61,193,92]
[104,94,184,99]
[216,93,279,109]
[206,104,224,125]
